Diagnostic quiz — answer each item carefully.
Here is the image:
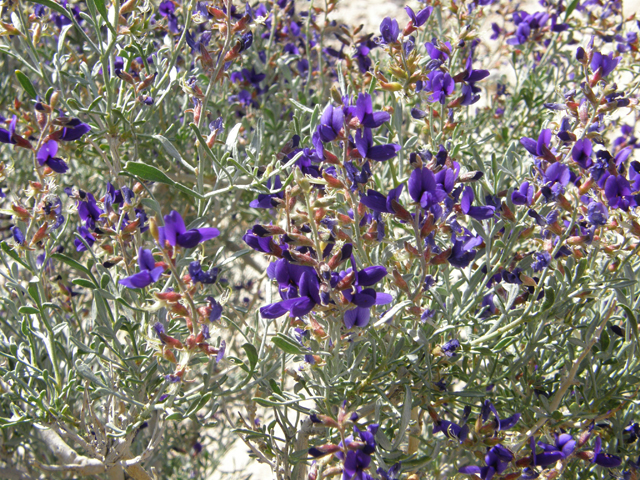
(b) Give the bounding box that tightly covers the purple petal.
[461,186,473,213]
[361,190,390,213]
[137,247,155,271]
[45,157,69,173]
[520,137,538,156]
[197,227,220,241]
[119,271,154,289]
[287,297,315,317]
[362,111,391,128]
[367,143,401,162]
[163,210,186,246]
[351,288,377,308]
[61,123,91,141]
[535,451,563,467]
[344,307,371,328]
[357,266,388,286]
[260,301,290,318]
[356,93,373,121]
[375,292,393,305]
[468,205,496,220]
[149,266,164,282]
[355,128,369,158]
[176,230,202,248]
[331,106,344,133]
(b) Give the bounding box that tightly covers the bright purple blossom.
[591,52,621,79]
[408,167,446,210]
[74,226,96,252]
[59,118,91,141]
[317,104,344,142]
[37,140,68,173]
[572,138,593,169]
[352,93,391,128]
[158,210,220,248]
[459,444,514,479]
[520,129,553,160]
[119,248,165,289]
[0,115,17,144]
[461,187,496,220]
[424,70,455,104]
[250,176,284,208]
[355,128,400,162]
[511,182,534,206]
[379,17,399,44]
[405,6,432,27]
[360,184,404,214]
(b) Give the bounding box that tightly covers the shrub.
[1,0,639,479]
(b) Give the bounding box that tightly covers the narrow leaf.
[15,70,37,99]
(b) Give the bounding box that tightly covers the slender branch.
[35,428,107,475]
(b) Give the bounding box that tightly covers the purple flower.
[74,226,96,252]
[587,201,608,226]
[434,419,469,443]
[159,0,179,33]
[340,264,392,329]
[529,436,563,467]
[158,210,220,248]
[441,339,460,357]
[355,128,400,162]
[572,138,593,169]
[59,118,91,141]
[424,70,455,104]
[317,104,344,142]
[490,23,502,40]
[11,226,24,245]
[459,444,513,480]
[511,182,534,206]
[405,6,432,27]
[342,450,371,480]
[592,436,622,468]
[541,162,570,200]
[261,267,321,319]
[458,54,490,106]
[189,261,219,284]
[604,175,635,210]
[379,17,399,44]
[207,296,223,321]
[239,32,253,52]
[77,193,103,229]
[531,251,551,272]
[360,184,404,214]
[353,93,391,129]
[520,129,553,160]
[425,40,450,61]
[250,176,284,208]
[448,230,482,269]
[37,140,68,173]
[461,187,495,220]
[377,463,401,480]
[591,52,621,79]
[408,167,446,209]
[0,115,17,144]
[243,229,282,255]
[119,248,165,289]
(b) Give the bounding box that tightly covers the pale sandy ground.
[213,0,640,478]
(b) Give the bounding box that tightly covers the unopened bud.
[30,222,48,245]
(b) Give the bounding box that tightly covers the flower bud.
[50,91,59,110]
[149,216,160,243]
[336,270,356,290]
[30,222,48,245]
[12,203,31,220]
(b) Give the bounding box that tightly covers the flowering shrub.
[1,0,640,478]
